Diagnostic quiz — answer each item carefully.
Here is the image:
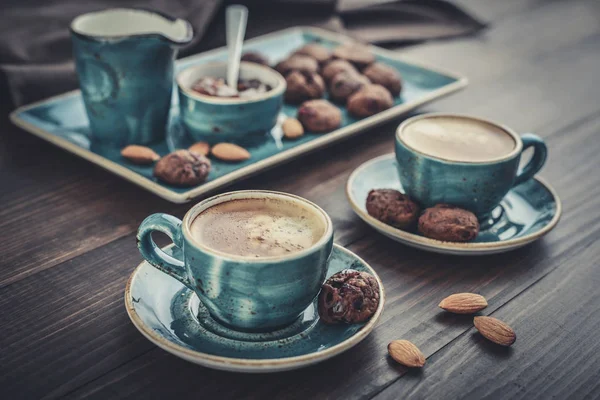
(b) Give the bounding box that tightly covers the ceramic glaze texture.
[137,191,334,331]
[346,154,560,255]
[177,62,286,145]
[395,114,547,217]
[125,243,384,372]
[182,232,332,330]
[178,93,284,145]
[71,9,192,146]
[395,139,520,215]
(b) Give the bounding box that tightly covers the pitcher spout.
[70,8,193,46]
[71,8,194,146]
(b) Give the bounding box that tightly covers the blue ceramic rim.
[181,190,334,263]
[396,112,523,165]
[345,153,562,253]
[124,243,385,371]
[70,8,194,45]
[176,61,287,105]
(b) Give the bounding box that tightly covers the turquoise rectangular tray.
[10,27,467,203]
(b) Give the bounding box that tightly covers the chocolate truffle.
[297,99,342,133]
[284,70,325,104]
[418,204,480,242]
[153,150,211,187]
[366,189,420,230]
[363,62,403,97]
[274,54,319,76]
[329,71,370,103]
[321,59,358,83]
[332,43,375,70]
[347,84,394,118]
[318,269,380,324]
[293,43,331,65]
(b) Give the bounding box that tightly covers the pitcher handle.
[513,133,548,186]
[136,213,193,290]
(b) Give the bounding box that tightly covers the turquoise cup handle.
[513,133,547,186]
[136,213,193,289]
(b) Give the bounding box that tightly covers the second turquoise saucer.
[346,154,561,255]
[125,244,385,373]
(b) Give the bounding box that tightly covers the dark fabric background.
[0,0,485,114]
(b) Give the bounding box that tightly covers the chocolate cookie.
[329,71,370,103]
[274,54,319,76]
[418,204,480,242]
[153,150,211,187]
[241,52,269,66]
[297,99,341,133]
[321,59,357,83]
[293,43,331,65]
[363,63,403,97]
[332,43,375,70]
[318,269,380,324]
[284,70,325,104]
[347,84,394,118]
[366,189,420,230]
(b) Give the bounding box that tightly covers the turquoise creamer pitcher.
[70,8,193,146]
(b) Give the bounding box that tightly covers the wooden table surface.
[2,0,599,398]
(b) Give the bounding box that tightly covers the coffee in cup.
[395,113,547,218]
[399,115,516,162]
[137,191,333,331]
[190,197,327,258]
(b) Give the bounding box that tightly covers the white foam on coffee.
[401,116,516,162]
[190,198,326,258]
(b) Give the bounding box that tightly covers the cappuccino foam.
[190,198,325,258]
[400,116,516,162]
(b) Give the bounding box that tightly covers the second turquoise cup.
[395,113,548,218]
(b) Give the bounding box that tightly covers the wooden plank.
[0,124,401,398]
[0,135,189,287]
[0,118,397,287]
[398,0,600,133]
[0,236,156,400]
[373,240,600,399]
[62,205,600,400]
[2,0,600,398]
[60,113,600,399]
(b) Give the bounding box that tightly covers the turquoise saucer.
[346,154,561,255]
[125,244,385,373]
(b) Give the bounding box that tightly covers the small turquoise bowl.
[176,62,286,145]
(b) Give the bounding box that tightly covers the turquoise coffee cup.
[395,113,548,218]
[137,191,334,332]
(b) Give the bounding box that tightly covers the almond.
[439,293,488,314]
[388,340,426,368]
[189,141,211,156]
[474,316,516,346]
[211,143,251,162]
[121,145,160,165]
[282,118,304,139]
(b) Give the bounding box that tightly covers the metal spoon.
[225,5,248,90]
